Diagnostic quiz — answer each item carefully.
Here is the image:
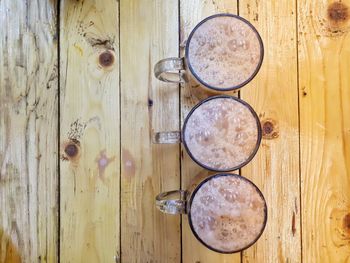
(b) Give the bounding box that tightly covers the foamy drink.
[189,174,266,252]
[188,15,262,89]
[184,97,260,171]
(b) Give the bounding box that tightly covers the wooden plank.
[298,0,350,262]
[0,0,58,262]
[59,0,120,261]
[239,1,301,262]
[120,0,180,262]
[179,1,241,262]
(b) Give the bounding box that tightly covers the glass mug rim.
[154,13,264,90]
[156,173,268,254]
[185,13,264,92]
[185,13,264,91]
[182,95,262,172]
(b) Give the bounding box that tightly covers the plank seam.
[178,0,183,262]
[118,0,122,262]
[295,0,303,261]
[57,0,61,262]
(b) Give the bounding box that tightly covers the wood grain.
[59,0,120,261]
[179,1,241,262]
[298,0,350,262]
[0,0,58,262]
[239,1,302,262]
[120,0,181,262]
[1,1,350,262]
[240,0,301,262]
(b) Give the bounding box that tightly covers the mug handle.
[154,57,187,83]
[152,131,181,144]
[156,190,188,214]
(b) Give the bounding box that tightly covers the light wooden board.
[179,1,241,262]
[239,1,302,262]
[0,0,58,262]
[59,0,120,261]
[1,1,350,262]
[298,0,350,262]
[120,0,181,262]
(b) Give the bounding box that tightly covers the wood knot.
[148,98,153,107]
[99,50,114,67]
[263,121,274,134]
[343,213,350,234]
[61,139,80,161]
[261,119,279,139]
[328,2,349,23]
[65,143,78,157]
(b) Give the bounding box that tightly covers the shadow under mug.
[153,95,262,172]
[154,13,264,94]
[156,173,267,253]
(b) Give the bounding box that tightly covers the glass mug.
[154,13,264,93]
[153,95,262,172]
[156,173,267,253]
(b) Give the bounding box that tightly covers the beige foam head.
[189,174,267,253]
[184,96,260,171]
[187,14,263,90]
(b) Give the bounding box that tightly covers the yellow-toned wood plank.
[298,0,350,262]
[120,0,180,262]
[0,0,58,262]
[239,1,301,262]
[59,0,120,261]
[179,1,241,262]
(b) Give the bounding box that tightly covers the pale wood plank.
[120,0,180,262]
[179,1,241,262]
[239,1,301,262]
[59,0,120,261]
[0,0,58,262]
[298,0,350,262]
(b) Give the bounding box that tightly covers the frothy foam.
[188,15,262,89]
[190,175,266,252]
[184,97,259,171]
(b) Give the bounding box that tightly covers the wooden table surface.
[1,0,350,262]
